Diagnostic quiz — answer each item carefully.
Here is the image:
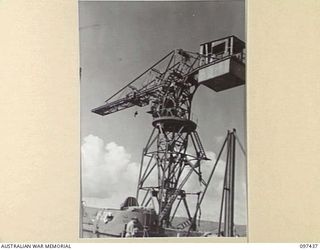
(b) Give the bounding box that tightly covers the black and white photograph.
[80,1,246,238]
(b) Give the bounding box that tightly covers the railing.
[199,51,245,67]
[151,107,198,124]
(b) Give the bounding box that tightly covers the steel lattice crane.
[92,36,245,233]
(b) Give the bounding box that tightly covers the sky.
[79,1,246,225]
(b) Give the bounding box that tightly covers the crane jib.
[92,36,245,117]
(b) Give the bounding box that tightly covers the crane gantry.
[92,35,245,234]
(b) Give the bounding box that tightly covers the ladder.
[158,164,194,221]
[176,219,192,230]
[158,189,180,221]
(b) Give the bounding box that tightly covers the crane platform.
[198,56,245,92]
[152,117,197,133]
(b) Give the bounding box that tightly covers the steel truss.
[136,122,209,230]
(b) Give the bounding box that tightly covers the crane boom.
[92,49,202,117]
[91,83,165,116]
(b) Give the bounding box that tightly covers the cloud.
[81,135,139,207]
[81,135,247,224]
